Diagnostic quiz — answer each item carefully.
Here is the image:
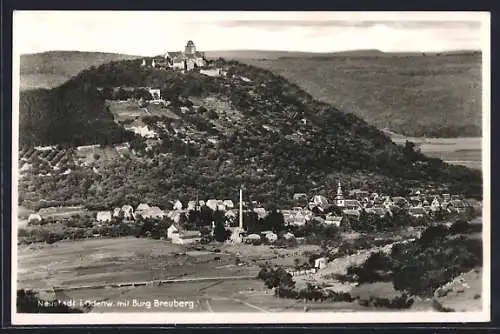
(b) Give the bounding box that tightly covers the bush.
[347,252,393,284]
[257,264,296,293]
[417,224,449,245]
[358,294,414,309]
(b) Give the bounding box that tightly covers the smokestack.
[239,187,243,229]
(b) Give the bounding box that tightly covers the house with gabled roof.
[96,211,112,223]
[206,199,219,211]
[223,200,235,209]
[173,200,183,211]
[343,209,361,220]
[325,214,344,227]
[409,206,427,218]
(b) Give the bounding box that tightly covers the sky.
[13,11,488,56]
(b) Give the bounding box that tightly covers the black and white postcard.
[11,11,490,325]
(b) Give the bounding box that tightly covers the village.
[24,180,477,245]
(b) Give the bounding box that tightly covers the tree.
[263,209,285,234]
[257,265,296,297]
[213,220,230,242]
[206,109,219,120]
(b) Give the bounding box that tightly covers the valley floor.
[17,225,483,313]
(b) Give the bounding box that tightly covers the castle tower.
[336,180,345,207]
[185,40,196,55]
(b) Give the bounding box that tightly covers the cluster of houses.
[25,181,476,246]
[283,182,473,227]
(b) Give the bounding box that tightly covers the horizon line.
[21,48,482,57]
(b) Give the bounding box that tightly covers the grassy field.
[17,237,329,313]
[19,229,480,313]
[17,237,262,291]
[106,100,180,123]
[17,237,321,292]
[243,52,481,137]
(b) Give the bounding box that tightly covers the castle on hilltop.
[142,40,207,71]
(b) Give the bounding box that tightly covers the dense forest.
[19,83,136,147]
[18,58,482,209]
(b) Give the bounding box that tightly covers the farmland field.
[17,237,258,291]
[106,100,180,123]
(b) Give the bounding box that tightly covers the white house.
[148,88,161,100]
[112,208,122,218]
[293,193,308,202]
[121,205,135,220]
[140,206,165,219]
[311,195,329,208]
[173,200,183,211]
[253,207,267,219]
[136,203,150,212]
[325,215,343,227]
[409,207,427,218]
[223,200,234,209]
[28,213,42,224]
[206,199,218,211]
[261,231,278,243]
[96,211,112,223]
[431,197,441,211]
[187,201,197,211]
[344,200,362,211]
[343,209,361,220]
[314,257,328,270]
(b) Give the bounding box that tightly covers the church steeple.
[336,180,345,207]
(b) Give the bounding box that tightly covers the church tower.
[185,40,196,55]
[336,180,345,207]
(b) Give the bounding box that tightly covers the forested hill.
[18,58,482,206]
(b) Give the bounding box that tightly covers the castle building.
[144,40,206,71]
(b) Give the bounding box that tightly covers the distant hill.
[20,51,140,90]
[18,58,482,211]
[241,51,482,138]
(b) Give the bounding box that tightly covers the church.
[144,40,207,71]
